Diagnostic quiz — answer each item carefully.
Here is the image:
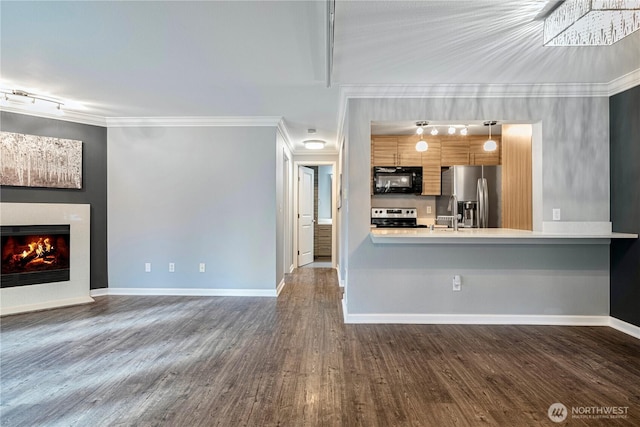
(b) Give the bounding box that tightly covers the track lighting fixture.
[0,89,64,115]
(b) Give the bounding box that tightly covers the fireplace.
[1,224,71,288]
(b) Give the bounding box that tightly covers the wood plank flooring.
[1,268,639,426]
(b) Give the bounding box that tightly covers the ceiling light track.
[1,89,64,114]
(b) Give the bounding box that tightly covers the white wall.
[108,126,278,294]
[276,129,293,284]
[343,96,611,318]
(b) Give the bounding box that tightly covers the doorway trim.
[293,160,338,269]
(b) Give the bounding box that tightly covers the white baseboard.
[277,278,286,296]
[336,266,345,288]
[0,296,95,316]
[106,287,278,297]
[90,288,108,297]
[342,312,610,326]
[609,317,640,339]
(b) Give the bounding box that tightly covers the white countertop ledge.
[370,228,638,245]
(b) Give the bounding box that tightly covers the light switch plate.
[552,208,561,221]
[145,263,151,272]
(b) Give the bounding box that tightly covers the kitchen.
[340,95,637,326]
[370,120,508,231]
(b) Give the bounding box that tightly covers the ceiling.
[1,1,638,152]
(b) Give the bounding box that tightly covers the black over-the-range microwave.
[373,166,423,194]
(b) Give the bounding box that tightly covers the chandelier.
[543,0,640,46]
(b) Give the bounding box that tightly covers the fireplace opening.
[1,224,70,288]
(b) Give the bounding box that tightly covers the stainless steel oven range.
[371,208,426,228]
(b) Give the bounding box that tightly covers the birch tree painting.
[0,131,82,189]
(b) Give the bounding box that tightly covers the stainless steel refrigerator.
[440,165,502,228]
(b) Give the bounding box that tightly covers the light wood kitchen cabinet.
[396,135,423,166]
[469,136,501,165]
[371,136,398,166]
[440,137,470,166]
[421,140,441,195]
[501,125,532,230]
[371,136,422,166]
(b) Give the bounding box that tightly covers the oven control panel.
[371,208,417,218]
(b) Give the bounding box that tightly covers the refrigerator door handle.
[482,178,489,228]
[477,178,483,228]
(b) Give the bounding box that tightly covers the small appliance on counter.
[371,208,427,228]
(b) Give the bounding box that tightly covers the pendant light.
[448,125,456,135]
[415,121,428,152]
[430,127,439,136]
[460,126,468,136]
[483,120,497,152]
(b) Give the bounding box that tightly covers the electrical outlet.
[145,263,151,272]
[453,275,461,291]
[552,208,561,221]
[199,263,206,273]
[427,206,432,214]
[169,262,175,272]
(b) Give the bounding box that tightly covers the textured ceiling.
[1,1,638,151]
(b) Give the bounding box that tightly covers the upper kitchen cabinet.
[440,135,502,166]
[397,135,423,166]
[440,137,470,166]
[371,136,422,166]
[469,135,501,165]
[371,136,398,166]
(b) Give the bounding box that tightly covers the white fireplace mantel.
[1,203,94,315]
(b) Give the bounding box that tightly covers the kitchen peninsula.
[370,227,638,244]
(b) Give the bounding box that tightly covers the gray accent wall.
[107,126,278,291]
[0,112,108,289]
[343,97,610,316]
[610,85,640,327]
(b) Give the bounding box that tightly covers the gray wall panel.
[610,85,640,327]
[0,112,108,289]
[344,97,610,316]
[107,126,277,290]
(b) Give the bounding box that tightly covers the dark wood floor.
[1,268,639,426]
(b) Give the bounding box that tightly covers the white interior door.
[298,166,314,266]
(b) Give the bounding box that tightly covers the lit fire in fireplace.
[2,234,69,275]
[18,237,56,264]
[1,225,71,288]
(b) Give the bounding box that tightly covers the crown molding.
[105,116,283,127]
[276,118,295,154]
[339,82,611,101]
[0,105,107,127]
[608,68,640,96]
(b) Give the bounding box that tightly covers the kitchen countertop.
[370,227,638,245]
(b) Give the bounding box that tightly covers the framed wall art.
[0,131,83,189]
